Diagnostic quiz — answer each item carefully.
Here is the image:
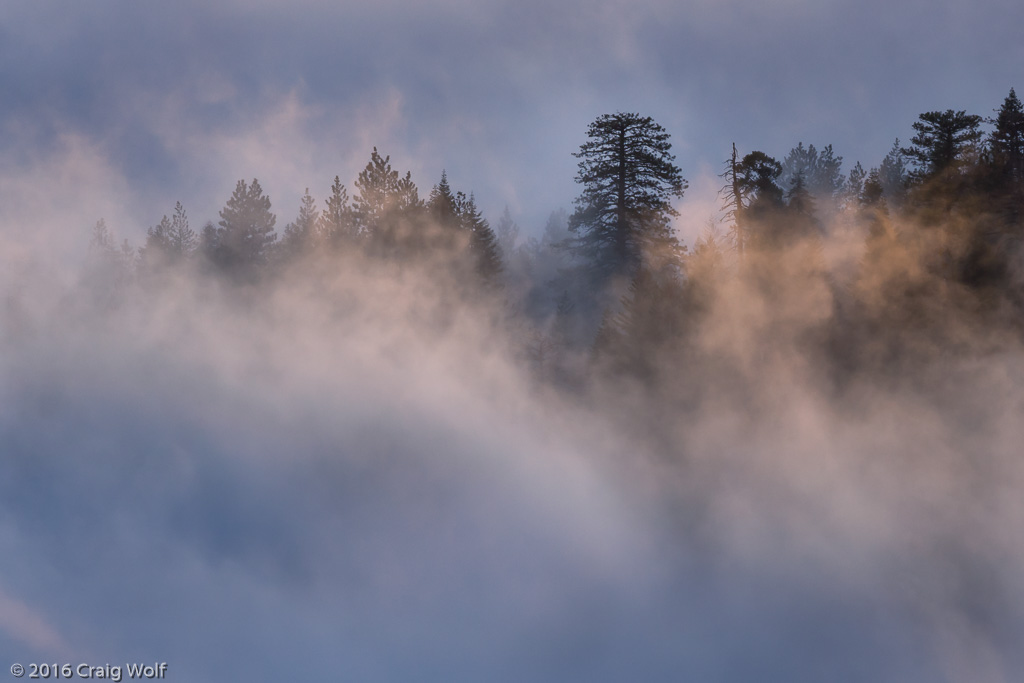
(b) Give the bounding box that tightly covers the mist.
[2,15,1024,670]
[2,172,1023,683]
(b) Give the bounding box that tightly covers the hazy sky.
[2,0,1022,244]
[3,4,1024,680]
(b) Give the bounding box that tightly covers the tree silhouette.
[733,151,784,245]
[320,176,356,244]
[354,148,400,236]
[568,112,687,281]
[901,110,982,180]
[779,142,845,200]
[873,140,909,207]
[720,143,748,254]
[139,201,196,277]
[353,148,422,251]
[427,170,460,230]
[213,178,278,274]
[280,188,320,258]
[168,202,198,256]
[991,89,1023,174]
[459,192,503,288]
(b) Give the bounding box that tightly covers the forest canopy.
[69,93,1024,387]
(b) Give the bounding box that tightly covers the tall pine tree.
[989,88,1024,188]
[568,113,687,281]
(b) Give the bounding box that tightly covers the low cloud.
[2,201,1022,681]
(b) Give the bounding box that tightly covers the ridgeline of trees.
[81,91,1024,390]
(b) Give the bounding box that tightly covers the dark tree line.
[108,147,504,292]
[82,90,1024,390]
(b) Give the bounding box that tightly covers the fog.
[1,176,1023,683]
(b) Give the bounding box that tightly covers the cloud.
[2,2,1024,679]
[2,205,1023,680]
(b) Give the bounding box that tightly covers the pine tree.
[139,201,196,272]
[459,192,503,287]
[989,88,1024,186]
[281,188,320,257]
[901,110,983,180]
[168,202,198,257]
[875,140,909,206]
[984,89,1024,245]
[568,112,687,281]
[843,161,867,209]
[320,176,355,244]
[736,152,784,206]
[427,170,460,230]
[787,171,815,214]
[780,142,845,200]
[394,170,422,213]
[494,205,520,264]
[200,221,219,264]
[353,148,401,236]
[214,178,278,273]
[862,168,885,206]
[353,148,422,249]
[734,151,784,241]
[783,172,824,248]
[140,215,174,266]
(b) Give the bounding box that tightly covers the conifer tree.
[494,205,520,264]
[214,178,278,272]
[427,170,460,230]
[200,221,219,264]
[320,176,355,244]
[786,172,815,216]
[780,142,845,200]
[783,172,825,254]
[140,215,174,264]
[281,188,319,257]
[734,151,784,233]
[459,192,503,287]
[984,89,1024,241]
[989,88,1024,186]
[862,168,885,206]
[140,201,196,271]
[843,162,867,208]
[901,110,983,180]
[394,170,422,213]
[353,148,421,246]
[568,112,687,281]
[168,201,198,257]
[872,140,909,207]
[736,152,784,206]
[354,148,401,236]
